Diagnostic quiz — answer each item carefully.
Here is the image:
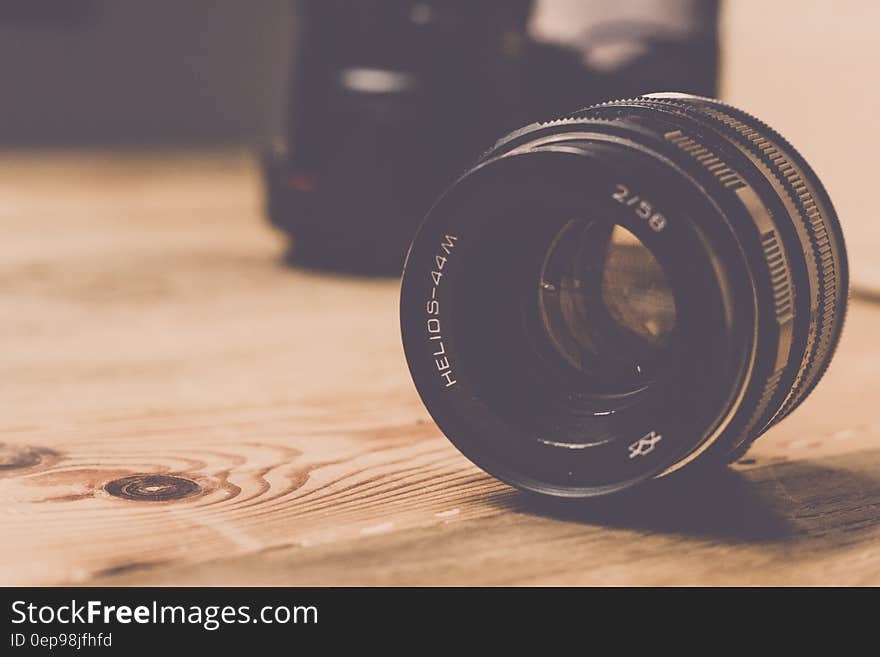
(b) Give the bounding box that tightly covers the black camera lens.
[400,93,848,498]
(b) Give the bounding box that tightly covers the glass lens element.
[537,220,676,391]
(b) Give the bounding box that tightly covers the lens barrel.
[400,93,848,498]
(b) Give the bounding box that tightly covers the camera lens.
[400,93,848,498]
[538,220,676,392]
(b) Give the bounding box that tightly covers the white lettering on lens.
[612,184,667,232]
[425,235,458,388]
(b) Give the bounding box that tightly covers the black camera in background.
[266,0,720,274]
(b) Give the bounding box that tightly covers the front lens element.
[538,220,676,393]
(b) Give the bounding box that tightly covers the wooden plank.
[1,151,878,586]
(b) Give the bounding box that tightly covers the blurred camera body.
[265,0,718,273]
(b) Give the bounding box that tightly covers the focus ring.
[661,127,794,459]
[687,104,839,424]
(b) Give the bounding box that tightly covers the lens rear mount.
[400,94,848,498]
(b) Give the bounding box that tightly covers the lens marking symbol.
[628,430,663,459]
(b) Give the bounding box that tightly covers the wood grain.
[1,150,878,586]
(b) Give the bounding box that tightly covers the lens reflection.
[537,220,676,392]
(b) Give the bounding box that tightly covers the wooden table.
[2,151,878,586]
